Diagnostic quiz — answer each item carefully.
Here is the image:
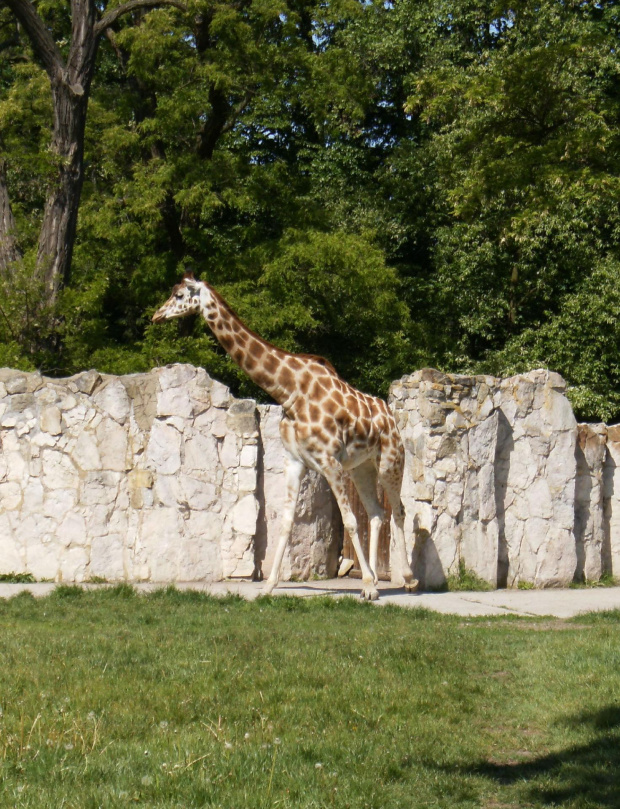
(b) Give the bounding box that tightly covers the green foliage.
[445,559,493,592]
[1,0,619,418]
[404,0,620,413]
[0,572,36,583]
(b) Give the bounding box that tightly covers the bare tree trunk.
[37,6,95,301]
[4,0,186,305]
[0,158,20,274]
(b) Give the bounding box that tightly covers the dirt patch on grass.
[461,620,592,631]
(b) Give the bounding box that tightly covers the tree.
[0,0,186,304]
[402,0,620,414]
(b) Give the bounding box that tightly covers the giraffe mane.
[208,286,338,374]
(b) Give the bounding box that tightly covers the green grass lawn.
[0,587,619,809]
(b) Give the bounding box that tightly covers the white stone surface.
[0,365,261,584]
[390,368,593,589]
[2,364,618,588]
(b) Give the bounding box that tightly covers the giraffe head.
[152,272,206,323]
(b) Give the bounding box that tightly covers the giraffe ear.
[183,273,201,293]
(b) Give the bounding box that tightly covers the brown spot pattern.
[249,341,265,359]
[264,355,279,375]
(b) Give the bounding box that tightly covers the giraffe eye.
[175,293,184,300]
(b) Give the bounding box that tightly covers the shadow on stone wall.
[494,410,513,589]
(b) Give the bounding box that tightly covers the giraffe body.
[152,273,418,599]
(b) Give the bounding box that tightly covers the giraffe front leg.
[263,456,305,596]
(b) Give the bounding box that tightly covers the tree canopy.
[1,0,619,419]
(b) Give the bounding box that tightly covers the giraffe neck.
[200,284,292,405]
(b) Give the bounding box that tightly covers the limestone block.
[219,433,240,468]
[231,494,258,535]
[188,368,213,414]
[5,449,27,482]
[42,488,77,521]
[158,363,196,391]
[224,532,255,578]
[7,393,35,414]
[90,533,126,581]
[4,374,28,395]
[85,504,114,537]
[22,478,44,512]
[96,418,130,472]
[238,466,257,492]
[179,475,218,511]
[210,379,232,408]
[156,378,194,420]
[59,546,89,583]
[227,399,258,436]
[92,379,131,424]
[128,468,154,490]
[152,473,180,508]
[0,515,24,573]
[57,512,87,548]
[80,471,121,506]
[61,402,89,430]
[68,370,101,395]
[21,516,59,578]
[205,408,228,438]
[138,508,184,581]
[145,420,181,475]
[59,394,78,411]
[41,449,79,490]
[184,431,219,472]
[240,444,258,468]
[41,406,62,435]
[122,373,158,431]
[177,532,222,581]
[71,429,101,471]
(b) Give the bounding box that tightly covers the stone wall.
[389,368,618,589]
[1,363,619,588]
[0,365,339,583]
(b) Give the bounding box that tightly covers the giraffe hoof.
[262,582,276,596]
[360,587,379,602]
[404,579,420,593]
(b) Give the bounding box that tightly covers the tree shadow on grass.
[467,705,620,807]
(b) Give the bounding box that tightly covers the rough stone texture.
[2,364,619,588]
[389,368,598,589]
[390,369,500,589]
[0,365,260,582]
[0,365,340,584]
[254,405,341,581]
[575,423,607,582]
[493,370,577,587]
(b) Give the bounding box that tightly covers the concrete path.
[2,578,620,618]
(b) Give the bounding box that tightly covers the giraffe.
[152,272,418,600]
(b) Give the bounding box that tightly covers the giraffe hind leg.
[321,456,379,601]
[379,463,419,592]
[349,461,385,586]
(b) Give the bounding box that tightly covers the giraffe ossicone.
[152,273,418,600]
